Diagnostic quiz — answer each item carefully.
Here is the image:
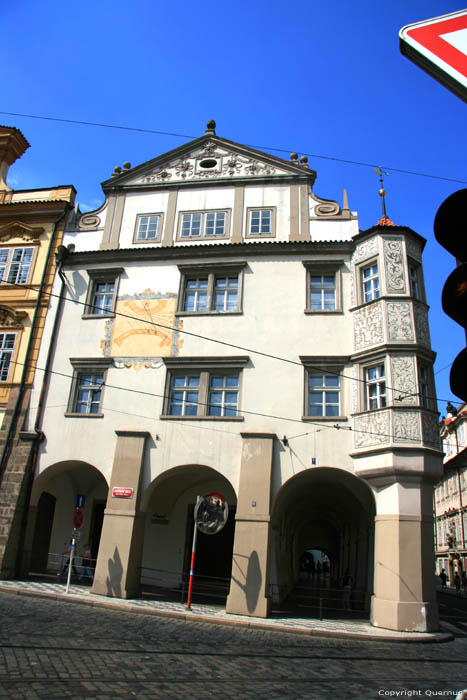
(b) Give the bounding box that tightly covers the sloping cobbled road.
[0,591,465,700]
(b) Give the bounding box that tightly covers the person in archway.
[454,571,461,594]
[57,540,79,579]
[439,568,448,587]
[78,543,94,583]
[316,560,322,577]
[342,568,353,610]
[462,571,467,596]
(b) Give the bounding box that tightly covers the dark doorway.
[30,492,56,572]
[89,501,105,561]
[184,504,236,581]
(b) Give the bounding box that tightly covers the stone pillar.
[370,476,439,632]
[226,432,275,618]
[92,430,149,599]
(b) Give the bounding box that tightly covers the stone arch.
[270,466,376,612]
[25,460,108,575]
[140,464,237,599]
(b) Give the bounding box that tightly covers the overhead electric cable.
[1,110,466,186]
[6,276,460,408]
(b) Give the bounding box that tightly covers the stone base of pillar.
[226,589,271,618]
[371,595,439,632]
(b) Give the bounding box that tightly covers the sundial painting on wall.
[101,292,183,365]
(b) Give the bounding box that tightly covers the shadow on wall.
[231,550,262,614]
[106,547,123,598]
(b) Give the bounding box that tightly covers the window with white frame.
[307,372,340,417]
[0,247,34,285]
[135,214,163,242]
[365,363,386,409]
[246,208,274,237]
[178,211,229,240]
[361,262,380,303]
[0,333,16,382]
[66,359,112,417]
[177,263,244,314]
[83,268,123,318]
[162,357,248,419]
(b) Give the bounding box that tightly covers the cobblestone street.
[0,590,466,699]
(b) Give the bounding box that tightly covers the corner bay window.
[365,364,386,410]
[162,357,248,419]
[361,262,380,303]
[177,263,245,314]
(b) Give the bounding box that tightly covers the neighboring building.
[0,126,76,578]
[435,403,467,583]
[21,121,442,632]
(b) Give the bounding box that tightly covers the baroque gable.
[103,131,317,190]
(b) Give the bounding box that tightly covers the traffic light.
[434,188,467,402]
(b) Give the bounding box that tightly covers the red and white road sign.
[72,507,84,529]
[400,10,467,102]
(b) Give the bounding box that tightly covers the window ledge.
[160,414,244,421]
[64,412,104,418]
[175,310,242,317]
[302,416,348,422]
[81,313,115,319]
[304,309,343,315]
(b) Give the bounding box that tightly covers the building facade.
[0,126,75,578]
[22,122,442,632]
[435,403,467,583]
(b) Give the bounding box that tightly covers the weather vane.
[375,166,389,219]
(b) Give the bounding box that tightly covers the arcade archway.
[271,467,375,615]
[140,465,237,602]
[25,461,108,576]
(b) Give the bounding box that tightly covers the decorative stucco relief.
[422,412,441,451]
[387,302,414,342]
[353,303,384,350]
[314,200,340,217]
[383,238,406,294]
[0,306,27,328]
[390,355,416,404]
[393,411,421,443]
[414,306,431,347]
[351,237,378,265]
[138,145,286,185]
[79,213,101,230]
[0,221,44,242]
[354,411,389,449]
[352,366,359,412]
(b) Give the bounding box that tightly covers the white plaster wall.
[310,219,358,242]
[63,229,103,252]
[243,183,290,242]
[35,252,357,496]
[119,191,170,248]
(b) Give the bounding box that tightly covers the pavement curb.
[1,582,454,644]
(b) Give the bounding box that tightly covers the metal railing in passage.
[139,566,231,606]
[29,551,96,582]
[270,580,370,621]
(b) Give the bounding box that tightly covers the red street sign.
[400,10,467,102]
[72,507,84,529]
[112,487,134,499]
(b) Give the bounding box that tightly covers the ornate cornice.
[0,220,44,242]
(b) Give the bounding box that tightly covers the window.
[308,373,340,417]
[177,210,229,240]
[66,358,112,417]
[246,208,275,238]
[177,263,245,314]
[0,332,16,382]
[83,268,123,318]
[310,274,336,311]
[0,247,34,285]
[408,261,423,301]
[418,364,430,408]
[365,364,386,409]
[361,262,380,303]
[135,214,163,242]
[162,357,248,419]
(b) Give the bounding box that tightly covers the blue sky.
[2,0,466,415]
